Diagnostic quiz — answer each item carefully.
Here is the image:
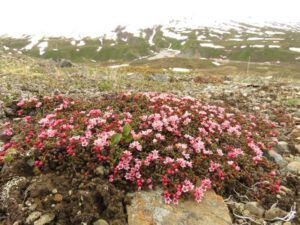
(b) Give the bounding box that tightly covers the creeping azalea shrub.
[0,92,281,204]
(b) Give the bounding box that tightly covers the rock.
[127,190,232,225]
[26,211,42,224]
[95,166,106,176]
[33,213,55,225]
[286,161,300,174]
[290,129,300,139]
[267,150,287,168]
[244,202,265,218]
[295,144,300,153]
[93,219,109,225]
[274,141,289,153]
[233,202,245,213]
[283,222,292,225]
[56,59,73,68]
[53,193,63,202]
[4,107,16,117]
[149,74,169,82]
[265,207,287,220]
[0,101,5,118]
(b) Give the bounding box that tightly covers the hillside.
[1,21,300,65]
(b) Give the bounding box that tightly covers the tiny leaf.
[122,124,132,137]
[110,133,122,146]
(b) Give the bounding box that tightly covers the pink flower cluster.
[0,92,281,204]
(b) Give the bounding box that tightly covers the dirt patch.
[0,159,129,225]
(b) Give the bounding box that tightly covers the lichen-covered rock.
[244,202,265,218]
[127,190,232,225]
[286,161,300,174]
[265,207,287,220]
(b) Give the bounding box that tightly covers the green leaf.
[110,133,122,147]
[122,124,132,137]
[4,155,13,163]
[124,135,133,143]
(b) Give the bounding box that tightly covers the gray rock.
[93,219,109,225]
[26,211,42,224]
[33,213,55,225]
[274,141,289,153]
[267,150,287,168]
[149,74,169,82]
[4,107,16,117]
[286,161,300,174]
[265,207,287,220]
[244,202,265,218]
[56,59,73,68]
[0,100,5,118]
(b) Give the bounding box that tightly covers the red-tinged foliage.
[1,92,281,204]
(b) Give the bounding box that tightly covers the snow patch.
[268,45,280,48]
[247,37,264,41]
[148,49,180,60]
[109,64,129,69]
[200,43,224,49]
[250,44,264,48]
[170,68,191,72]
[38,41,48,55]
[77,40,85,46]
[289,47,300,53]
[97,46,102,52]
[24,36,41,50]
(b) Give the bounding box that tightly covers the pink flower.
[152,120,163,131]
[3,128,12,136]
[182,179,195,193]
[129,141,142,151]
[209,161,221,172]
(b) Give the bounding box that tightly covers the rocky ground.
[0,56,299,225]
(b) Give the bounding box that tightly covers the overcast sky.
[0,0,299,36]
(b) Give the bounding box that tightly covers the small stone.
[52,189,58,194]
[274,141,289,153]
[233,202,245,213]
[34,213,55,225]
[56,58,73,68]
[265,207,287,220]
[53,194,63,202]
[93,219,109,225]
[272,222,283,225]
[244,202,265,218]
[286,161,300,174]
[29,203,38,211]
[283,222,291,225]
[149,74,169,82]
[26,211,42,224]
[267,150,287,168]
[95,166,105,176]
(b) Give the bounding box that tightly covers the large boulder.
[127,190,232,225]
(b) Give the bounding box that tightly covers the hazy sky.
[0,0,299,36]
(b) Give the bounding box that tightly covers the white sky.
[0,0,299,37]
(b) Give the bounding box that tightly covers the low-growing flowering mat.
[1,92,281,204]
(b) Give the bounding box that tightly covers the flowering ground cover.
[0,92,282,204]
